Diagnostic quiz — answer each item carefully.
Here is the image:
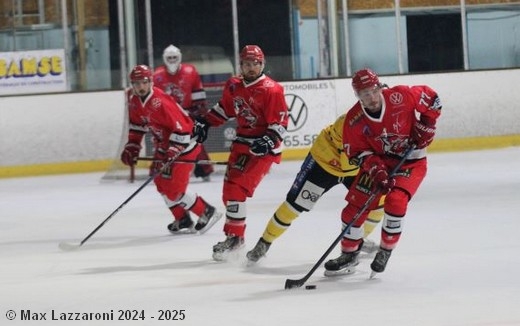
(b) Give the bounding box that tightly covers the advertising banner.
[282,79,338,149]
[0,49,68,95]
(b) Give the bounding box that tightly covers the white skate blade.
[212,251,227,262]
[58,242,81,251]
[212,244,245,262]
[197,212,223,234]
[245,254,265,267]
[169,228,198,236]
[245,259,258,267]
[369,270,379,279]
[324,267,356,277]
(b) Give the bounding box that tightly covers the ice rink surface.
[2,147,520,326]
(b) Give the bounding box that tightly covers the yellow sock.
[363,196,385,238]
[262,201,300,243]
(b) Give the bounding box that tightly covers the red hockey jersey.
[126,86,194,152]
[206,74,288,139]
[343,85,441,168]
[153,64,206,113]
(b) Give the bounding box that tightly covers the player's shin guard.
[223,200,247,237]
[380,213,404,250]
[340,204,368,252]
[261,201,300,243]
[163,193,196,219]
[380,188,408,250]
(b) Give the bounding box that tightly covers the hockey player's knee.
[341,204,369,227]
[384,188,410,216]
[222,183,248,203]
[287,180,324,212]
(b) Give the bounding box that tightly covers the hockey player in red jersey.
[193,45,289,261]
[121,65,222,235]
[324,68,441,277]
[153,44,214,182]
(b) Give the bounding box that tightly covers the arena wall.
[1,69,519,178]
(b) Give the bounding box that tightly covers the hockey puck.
[305,285,317,290]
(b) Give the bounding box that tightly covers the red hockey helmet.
[351,68,380,93]
[240,45,264,63]
[129,64,152,82]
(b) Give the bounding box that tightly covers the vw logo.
[285,93,308,132]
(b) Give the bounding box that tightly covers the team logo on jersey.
[151,98,162,109]
[233,97,257,127]
[389,92,403,105]
[264,79,275,88]
[284,93,308,132]
[165,83,185,105]
[378,128,408,155]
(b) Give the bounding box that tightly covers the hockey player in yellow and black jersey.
[246,113,384,263]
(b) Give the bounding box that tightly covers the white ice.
[1,147,520,326]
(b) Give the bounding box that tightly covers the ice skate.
[324,251,360,277]
[194,205,222,234]
[167,213,196,235]
[360,238,379,254]
[369,248,392,278]
[212,235,245,261]
[246,238,271,264]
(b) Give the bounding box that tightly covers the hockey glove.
[250,133,277,156]
[121,142,141,166]
[193,118,210,143]
[361,155,395,194]
[412,116,436,149]
[151,145,184,174]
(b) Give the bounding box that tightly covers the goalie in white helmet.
[162,44,182,74]
[153,44,214,181]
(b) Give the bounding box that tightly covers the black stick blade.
[284,278,304,290]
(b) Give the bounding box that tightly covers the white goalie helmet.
[162,44,182,74]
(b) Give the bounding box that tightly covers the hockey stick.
[58,158,177,251]
[137,157,228,165]
[284,144,417,290]
[129,163,136,183]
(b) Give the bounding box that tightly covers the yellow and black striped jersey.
[309,114,359,178]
